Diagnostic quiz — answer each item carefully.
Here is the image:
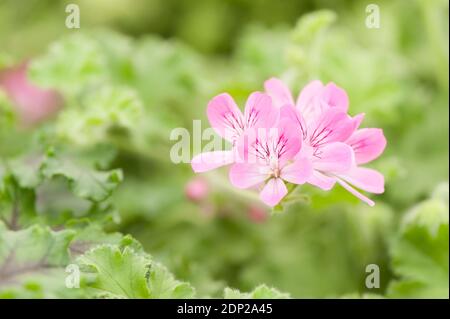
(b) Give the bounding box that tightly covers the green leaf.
[340,292,384,299]
[1,146,123,228]
[286,10,336,72]
[0,222,76,298]
[147,262,195,299]
[132,36,203,105]
[234,26,289,88]
[388,184,449,298]
[41,151,123,202]
[0,92,19,154]
[68,222,124,257]
[28,33,106,94]
[55,85,143,145]
[0,171,38,230]
[0,91,15,126]
[77,245,151,298]
[0,153,44,229]
[0,165,5,193]
[77,243,195,299]
[291,10,336,44]
[271,203,284,215]
[7,154,44,189]
[224,284,290,299]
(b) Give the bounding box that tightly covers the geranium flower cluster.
[191,78,386,207]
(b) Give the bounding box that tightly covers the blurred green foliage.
[0,0,448,298]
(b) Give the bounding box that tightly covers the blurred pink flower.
[185,177,209,202]
[229,120,312,207]
[191,92,279,173]
[247,205,268,223]
[0,63,62,125]
[265,78,386,206]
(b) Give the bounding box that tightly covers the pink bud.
[247,205,268,223]
[0,62,63,126]
[185,177,209,202]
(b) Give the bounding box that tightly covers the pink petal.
[307,108,356,147]
[207,93,244,142]
[259,178,288,207]
[346,128,387,164]
[335,178,375,206]
[281,157,312,185]
[191,150,235,173]
[352,113,365,130]
[307,170,336,190]
[296,80,324,122]
[276,118,303,163]
[280,105,307,139]
[312,142,354,173]
[234,127,271,164]
[322,82,349,111]
[337,167,385,194]
[264,77,294,108]
[296,80,323,109]
[244,92,279,129]
[229,163,269,189]
[297,81,350,123]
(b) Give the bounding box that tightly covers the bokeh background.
[0,0,448,298]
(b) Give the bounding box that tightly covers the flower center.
[272,167,281,178]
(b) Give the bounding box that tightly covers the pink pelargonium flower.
[265,78,386,206]
[229,120,312,207]
[191,92,279,173]
[0,62,63,125]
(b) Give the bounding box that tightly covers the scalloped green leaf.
[28,33,106,94]
[77,244,195,299]
[388,184,449,298]
[0,222,76,298]
[224,284,290,299]
[55,85,143,145]
[41,151,123,202]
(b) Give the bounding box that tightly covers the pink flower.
[265,78,386,206]
[190,78,386,208]
[185,177,209,202]
[229,120,312,207]
[0,63,63,125]
[191,92,279,173]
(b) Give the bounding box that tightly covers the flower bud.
[185,177,209,202]
[247,205,268,223]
